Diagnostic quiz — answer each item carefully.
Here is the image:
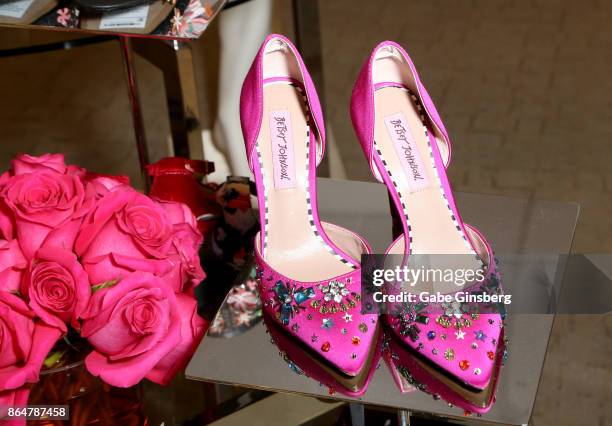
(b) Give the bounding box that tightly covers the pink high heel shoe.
[241,34,381,395]
[351,41,506,412]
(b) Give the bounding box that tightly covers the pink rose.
[163,223,205,293]
[84,172,130,187]
[65,165,87,178]
[11,154,67,176]
[1,172,89,258]
[0,292,61,392]
[155,200,205,292]
[82,253,174,288]
[80,272,181,388]
[146,294,207,385]
[75,191,173,285]
[21,246,90,332]
[156,198,199,229]
[0,199,14,241]
[84,175,132,201]
[0,172,10,191]
[0,173,15,240]
[0,386,30,426]
[0,240,27,293]
[76,190,173,259]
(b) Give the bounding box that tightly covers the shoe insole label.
[100,4,149,29]
[0,0,34,18]
[269,109,297,190]
[384,112,430,192]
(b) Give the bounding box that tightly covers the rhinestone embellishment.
[318,280,349,303]
[444,348,455,361]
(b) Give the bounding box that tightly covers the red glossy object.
[146,157,219,235]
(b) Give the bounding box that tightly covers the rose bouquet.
[0,154,207,423]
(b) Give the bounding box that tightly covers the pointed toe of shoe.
[257,263,379,377]
[386,307,504,389]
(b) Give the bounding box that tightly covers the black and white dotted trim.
[373,141,414,252]
[297,84,354,268]
[258,80,354,268]
[375,86,477,257]
[303,122,354,268]
[407,90,477,256]
[254,142,269,257]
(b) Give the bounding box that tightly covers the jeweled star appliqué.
[271,280,315,325]
[322,318,334,329]
[474,330,487,342]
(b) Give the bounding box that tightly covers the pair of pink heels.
[241,34,506,413]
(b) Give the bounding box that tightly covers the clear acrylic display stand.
[186,177,580,425]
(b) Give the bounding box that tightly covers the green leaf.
[91,279,119,293]
[43,349,67,369]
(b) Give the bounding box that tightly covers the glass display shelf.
[0,0,226,39]
[187,178,579,425]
